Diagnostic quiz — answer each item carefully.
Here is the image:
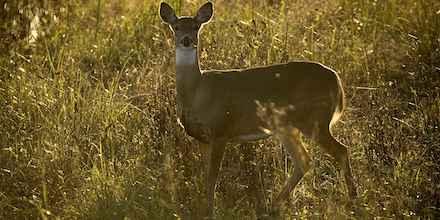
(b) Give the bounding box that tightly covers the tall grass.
[1,0,439,219]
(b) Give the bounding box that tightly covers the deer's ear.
[195,2,213,24]
[160,2,177,24]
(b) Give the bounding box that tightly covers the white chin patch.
[176,47,197,66]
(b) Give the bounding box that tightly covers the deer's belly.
[231,132,271,143]
[179,112,271,144]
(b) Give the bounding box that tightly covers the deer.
[159,2,357,219]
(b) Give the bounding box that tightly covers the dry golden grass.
[0,0,439,219]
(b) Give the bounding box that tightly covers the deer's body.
[178,62,344,144]
[160,2,357,219]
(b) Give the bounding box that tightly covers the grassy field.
[1,0,439,219]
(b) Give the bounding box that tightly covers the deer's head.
[159,2,213,49]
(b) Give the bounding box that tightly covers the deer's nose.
[181,37,191,47]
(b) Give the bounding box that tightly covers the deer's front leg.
[204,140,226,219]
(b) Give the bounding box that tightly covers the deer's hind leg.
[317,126,357,199]
[272,127,311,208]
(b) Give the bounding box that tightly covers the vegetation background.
[1,0,439,219]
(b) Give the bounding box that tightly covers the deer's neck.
[175,47,201,107]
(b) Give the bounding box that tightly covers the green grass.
[1,0,439,219]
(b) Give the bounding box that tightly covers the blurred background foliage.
[0,0,439,219]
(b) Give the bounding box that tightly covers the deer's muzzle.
[181,36,192,47]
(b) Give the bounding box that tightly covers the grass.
[1,0,439,219]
